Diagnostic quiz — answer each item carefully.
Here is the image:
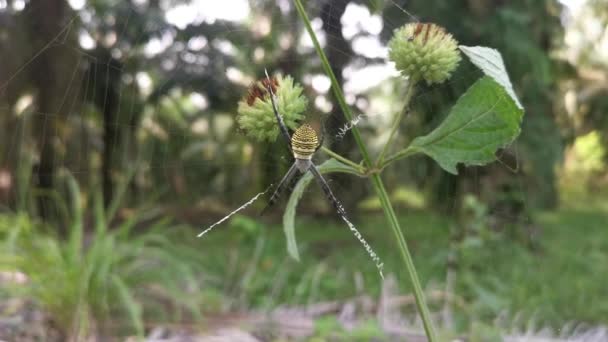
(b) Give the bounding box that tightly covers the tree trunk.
[102,70,119,208]
[86,51,122,208]
[319,0,366,211]
[25,0,75,221]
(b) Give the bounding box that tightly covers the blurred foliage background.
[0,0,607,340]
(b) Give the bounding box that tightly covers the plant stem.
[321,146,364,174]
[380,146,421,170]
[293,0,373,168]
[293,1,438,340]
[369,174,438,341]
[376,78,417,165]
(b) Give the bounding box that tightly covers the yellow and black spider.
[260,74,347,219]
[199,72,383,276]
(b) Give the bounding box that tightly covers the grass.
[0,174,207,340]
[1,179,606,338]
[196,192,608,332]
[505,208,608,324]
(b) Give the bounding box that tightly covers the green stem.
[293,0,372,168]
[321,146,364,174]
[380,147,421,170]
[293,1,438,340]
[369,174,438,341]
[376,78,417,165]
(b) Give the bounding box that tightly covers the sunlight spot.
[0,0,7,10]
[564,90,577,116]
[122,74,134,85]
[213,39,236,56]
[14,94,33,116]
[165,0,249,29]
[68,0,85,10]
[161,59,176,71]
[104,14,116,26]
[187,36,208,51]
[299,18,326,50]
[136,72,153,97]
[226,67,253,86]
[145,32,174,57]
[182,52,197,64]
[559,0,587,13]
[213,114,234,137]
[80,9,93,24]
[0,170,11,191]
[356,98,369,111]
[344,64,399,94]
[311,74,331,93]
[165,4,200,29]
[111,48,122,59]
[279,33,293,50]
[352,36,387,59]
[191,118,209,135]
[277,0,291,14]
[342,3,383,40]
[314,95,333,113]
[345,94,356,105]
[242,143,253,163]
[12,0,24,11]
[103,32,117,47]
[190,92,208,110]
[253,16,271,37]
[78,30,96,50]
[199,0,249,22]
[253,47,265,62]
[142,116,168,140]
[197,55,209,66]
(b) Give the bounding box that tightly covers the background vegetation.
[0,0,607,340]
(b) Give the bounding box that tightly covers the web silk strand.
[197,187,271,237]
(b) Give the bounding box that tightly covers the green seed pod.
[237,75,308,142]
[388,23,461,85]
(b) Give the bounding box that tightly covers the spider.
[198,72,383,277]
[260,73,347,219]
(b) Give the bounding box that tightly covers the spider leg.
[264,69,292,149]
[260,162,300,216]
[309,163,385,277]
[308,164,347,217]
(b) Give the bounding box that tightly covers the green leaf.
[408,76,524,174]
[283,158,362,261]
[459,45,523,110]
[111,275,144,336]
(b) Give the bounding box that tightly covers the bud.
[388,23,461,85]
[237,75,308,142]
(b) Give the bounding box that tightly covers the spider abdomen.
[291,124,318,160]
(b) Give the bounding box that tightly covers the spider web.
[0,0,543,335]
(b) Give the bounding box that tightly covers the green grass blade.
[111,274,144,336]
[283,158,364,260]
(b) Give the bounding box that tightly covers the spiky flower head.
[388,23,461,85]
[237,75,308,142]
